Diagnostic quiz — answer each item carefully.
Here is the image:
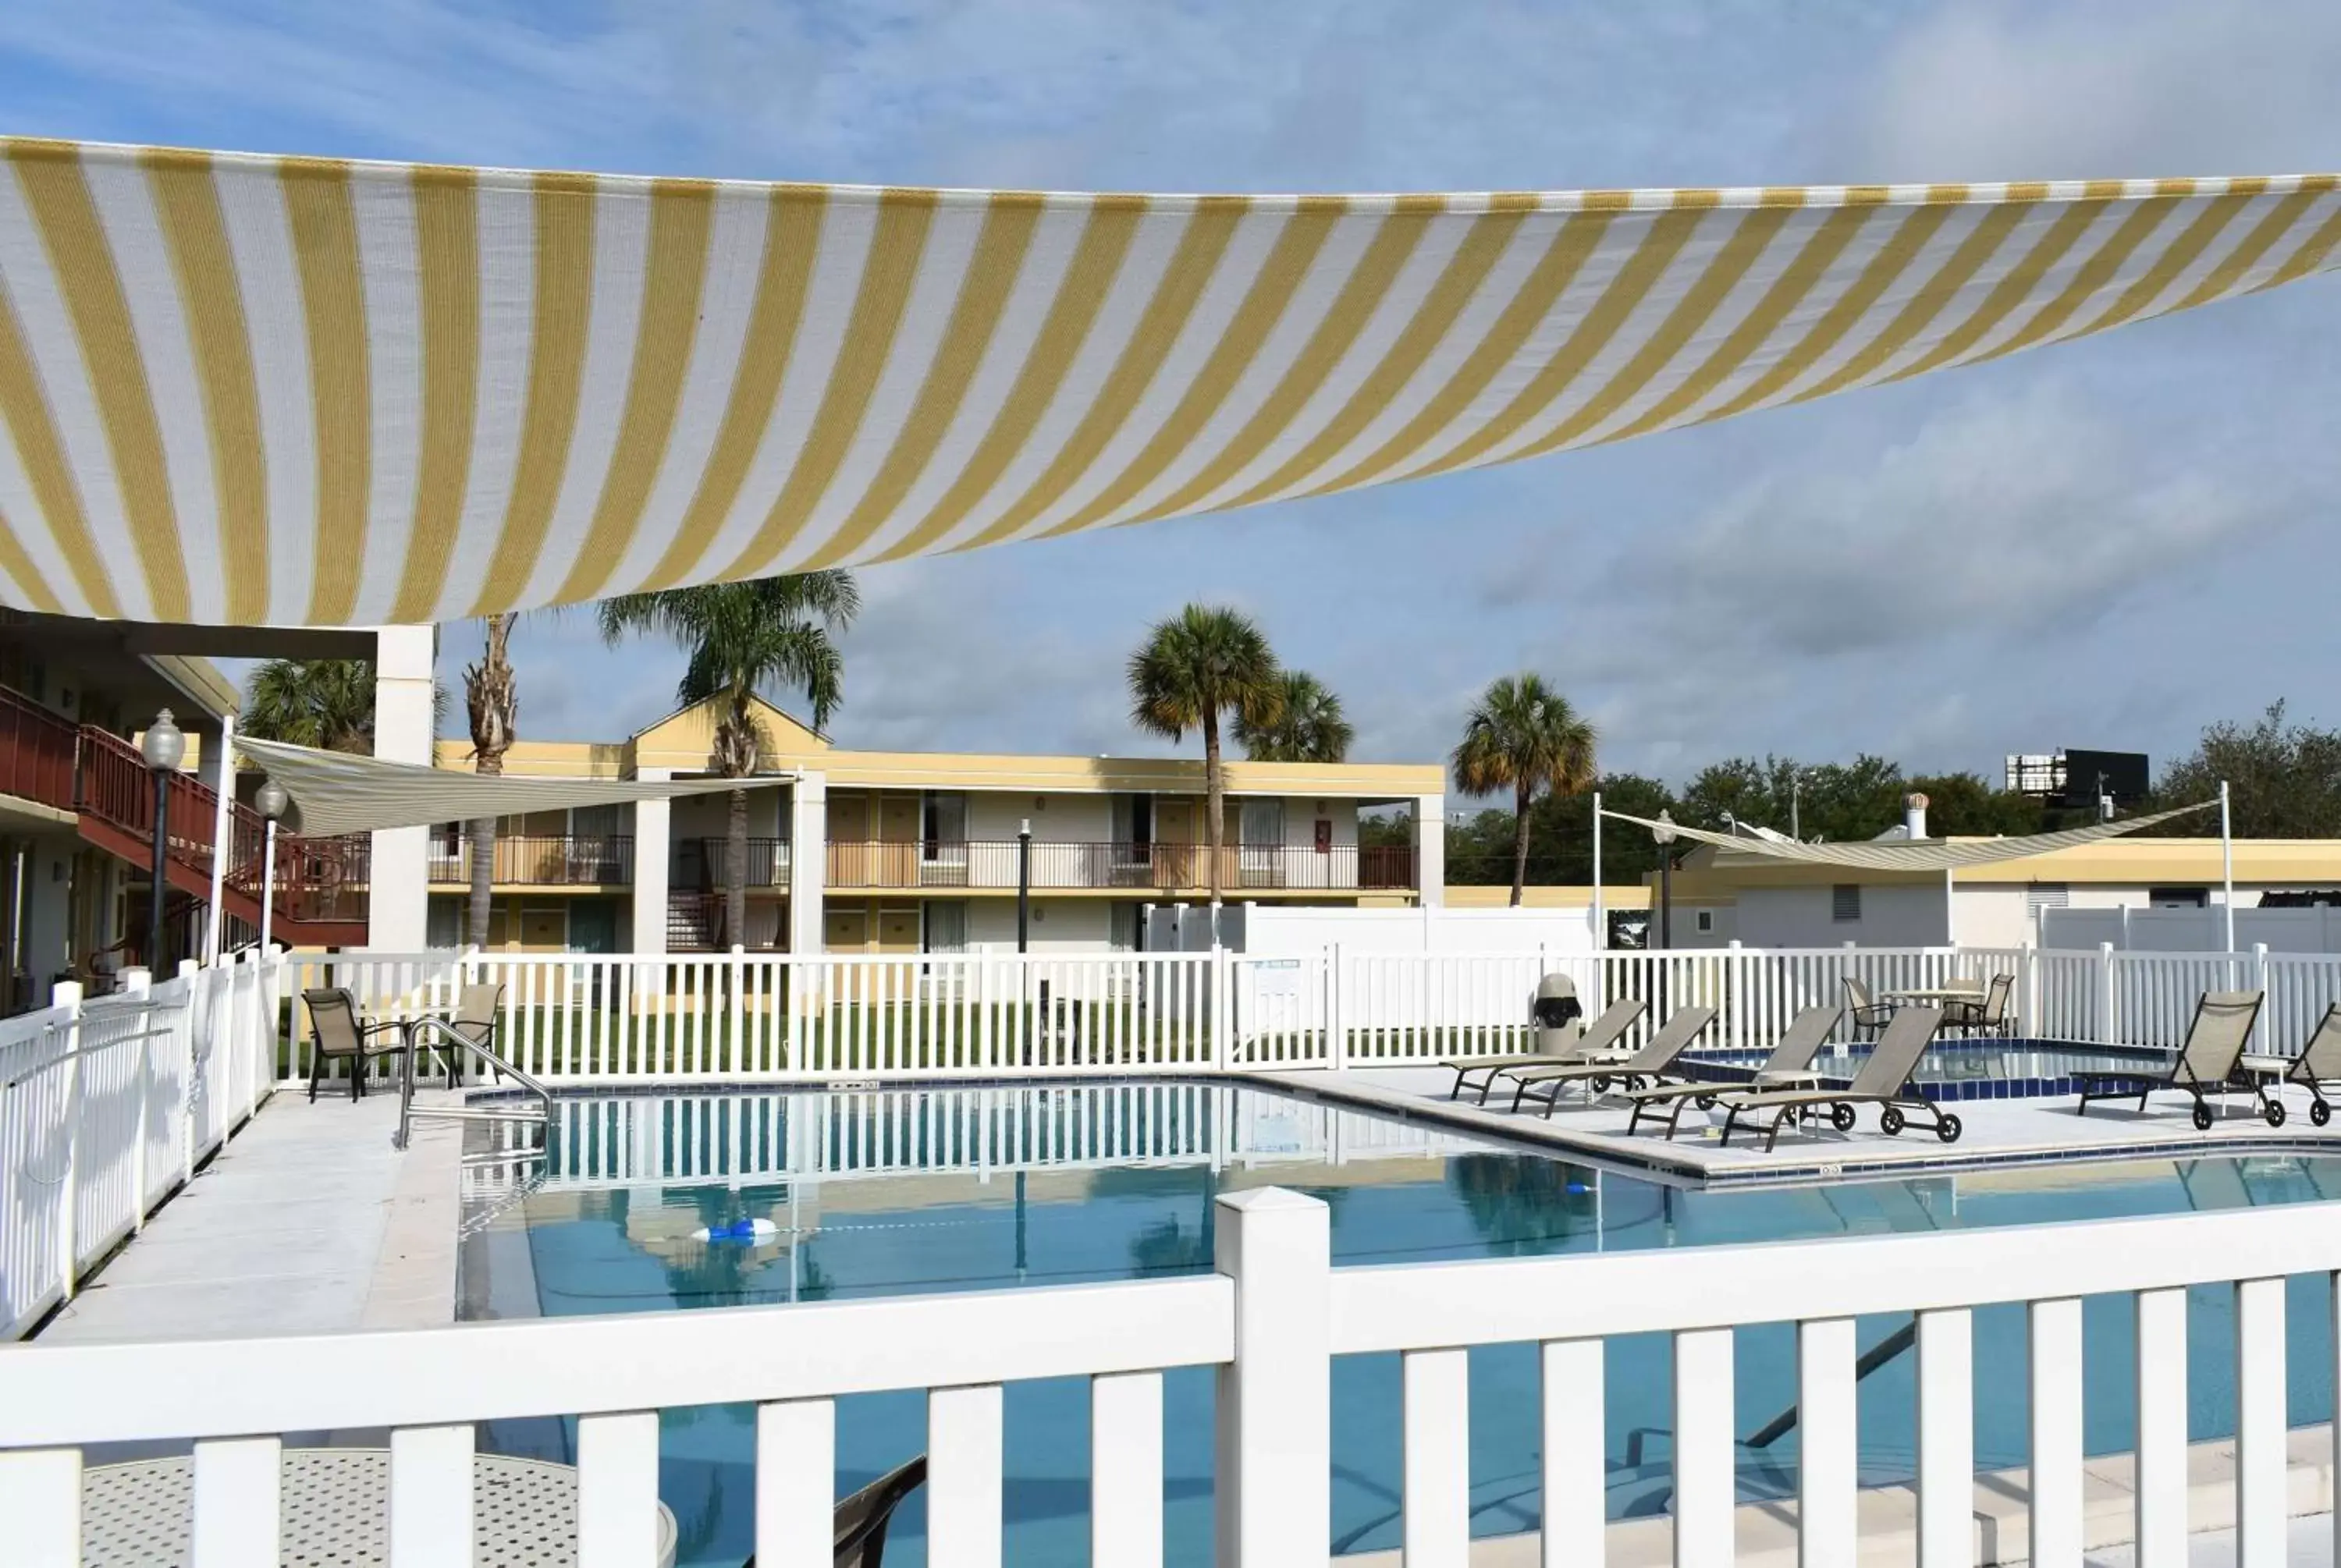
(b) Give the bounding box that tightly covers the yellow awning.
[0,139,2332,627]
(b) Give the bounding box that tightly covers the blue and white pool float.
[693,1218,780,1243]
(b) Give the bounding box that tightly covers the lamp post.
[141,709,185,971]
[1017,818,1032,953]
[256,779,289,956]
[1651,808,1678,951]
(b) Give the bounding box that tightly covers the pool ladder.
[392,1016,555,1154]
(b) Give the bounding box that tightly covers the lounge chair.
[1509,1005,1718,1117]
[2239,1002,2341,1128]
[1446,998,1647,1105]
[2076,990,2266,1130]
[1622,1004,1844,1138]
[1715,1006,1953,1151]
[302,987,410,1102]
[741,1453,926,1566]
[1944,973,2015,1038]
[1842,977,1892,1041]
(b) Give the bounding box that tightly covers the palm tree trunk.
[726,786,749,950]
[466,818,495,947]
[1203,711,1224,916]
[464,612,516,949]
[1510,782,1532,907]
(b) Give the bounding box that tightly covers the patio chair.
[2240,1002,2341,1128]
[741,1453,928,1567]
[1622,1004,1843,1138]
[1943,974,2015,1038]
[1448,998,1647,1105]
[1842,977,1892,1041]
[2074,990,2265,1130]
[1509,1005,1718,1117]
[302,987,409,1102]
[1716,1006,1953,1151]
[418,981,506,1087]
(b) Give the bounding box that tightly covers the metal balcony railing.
[823,839,1416,892]
[670,836,790,891]
[427,835,634,887]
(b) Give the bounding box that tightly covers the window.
[1694,910,1714,935]
[1831,885,1862,921]
[1110,902,1144,953]
[922,792,966,853]
[2025,883,2070,917]
[923,900,968,954]
[2147,886,2208,909]
[1113,793,1155,852]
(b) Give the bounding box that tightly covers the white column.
[1214,1187,1330,1568]
[204,712,236,964]
[790,769,826,956]
[1414,793,1444,908]
[631,769,671,957]
[368,625,435,951]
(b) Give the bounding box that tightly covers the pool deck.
[1260,1066,2341,1187]
[34,1087,464,1346]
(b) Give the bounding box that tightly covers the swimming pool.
[1680,1038,2176,1101]
[457,1080,2341,1567]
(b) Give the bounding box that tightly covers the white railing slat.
[929,1383,1005,1568]
[1916,1307,1973,1568]
[2027,1297,2083,1568]
[0,1447,80,1566]
[191,1434,281,1568]
[388,1422,474,1567]
[1797,1315,1856,1568]
[1091,1371,1163,1568]
[1672,1327,1734,1566]
[755,1397,834,1568]
[2235,1276,2286,1568]
[1401,1347,1470,1568]
[575,1410,662,1568]
[1540,1338,1604,1568]
[2134,1286,2188,1568]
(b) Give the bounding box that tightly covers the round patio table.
[1881,986,1983,1002]
[82,1448,679,1567]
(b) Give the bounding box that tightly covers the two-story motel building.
[425,697,1447,957]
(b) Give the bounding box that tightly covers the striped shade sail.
[0,138,2334,627]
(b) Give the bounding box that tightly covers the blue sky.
[9,1,2338,793]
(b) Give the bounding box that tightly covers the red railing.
[0,686,79,812]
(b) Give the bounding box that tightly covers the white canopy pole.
[2221,779,2236,953]
[258,818,276,957]
[1591,792,1604,951]
[202,714,235,966]
[1944,865,1956,950]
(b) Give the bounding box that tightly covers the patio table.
[82,1447,679,1566]
[1881,986,1984,1003]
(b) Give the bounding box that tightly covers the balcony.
[671,836,790,891]
[427,834,634,888]
[826,839,1417,893]
[0,683,79,814]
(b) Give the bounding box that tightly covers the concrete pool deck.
[1264,1066,2341,1187]
[34,1088,464,1346]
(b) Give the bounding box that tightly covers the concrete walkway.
[36,1088,462,1345]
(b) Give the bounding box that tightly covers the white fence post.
[123,969,152,1235]
[1210,945,1231,1072]
[1214,1187,1330,1568]
[2251,943,2270,1053]
[1324,944,1344,1071]
[1726,940,1743,1052]
[49,979,83,1304]
[2098,942,2118,1047]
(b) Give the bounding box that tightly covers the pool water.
[1684,1039,2177,1102]
[457,1081,2341,1568]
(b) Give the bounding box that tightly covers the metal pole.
[1660,850,1672,950]
[202,713,235,965]
[1017,819,1032,953]
[1590,792,1605,951]
[147,769,169,971]
[2220,779,2236,953]
[1944,865,1956,949]
[258,818,278,956]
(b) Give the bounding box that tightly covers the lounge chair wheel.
[2191,1103,2214,1132]
[1935,1112,1962,1144]
[1830,1104,1856,1133]
[2313,1101,2332,1128]
[1879,1106,1904,1136]
[1695,1094,1715,1111]
[2264,1101,2287,1128]
[1590,1076,1610,1094]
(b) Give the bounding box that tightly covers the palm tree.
[599,573,859,947]
[241,659,377,753]
[1128,605,1284,910]
[1234,670,1354,764]
[461,615,518,949]
[1451,674,1597,906]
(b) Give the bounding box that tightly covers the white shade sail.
[1603,800,2215,870]
[0,139,2332,626]
[237,735,754,837]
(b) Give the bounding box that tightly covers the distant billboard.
[2004,750,2151,807]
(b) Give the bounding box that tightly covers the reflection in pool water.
[457,1081,2341,1568]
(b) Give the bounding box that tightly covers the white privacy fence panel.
[0,953,282,1341]
[5,1192,2337,1568]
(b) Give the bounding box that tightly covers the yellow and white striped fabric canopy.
[0,138,2335,628]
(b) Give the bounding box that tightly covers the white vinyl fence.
[274,941,2341,1091]
[3,1189,2332,1568]
[0,951,280,1339]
